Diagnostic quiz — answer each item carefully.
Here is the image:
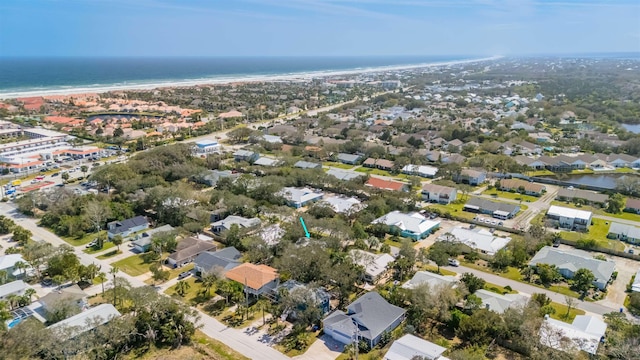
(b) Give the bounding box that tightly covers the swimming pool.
[7,317,22,329]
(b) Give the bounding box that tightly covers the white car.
[448,259,460,267]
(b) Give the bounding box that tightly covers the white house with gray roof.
[373,211,440,240]
[48,304,121,340]
[323,292,406,348]
[546,205,592,231]
[337,153,361,165]
[321,196,363,214]
[475,289,527,314]
[0,280,27,301]
[279,187,324,208]
[384,334,450,360]
[294,160,321,169]
[607,222,640,244]
[539,315,607,355]
[350,250,395,284]
[211,215,261,234]
[326,168,363,181]
[401,164,438,178]
[529,246,615,290]
[443,226,511,256]
[402,271,457,290]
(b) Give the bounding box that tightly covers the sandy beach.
[0,56,501,100]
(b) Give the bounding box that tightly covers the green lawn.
[167,263,195,280]
[615,167,638,174]
[569,169,594,175]
[355,167,394,177]
[83,241,115,254]
[192,330,250,360]
[484,281,518,295]
[322,161,355,169]
[428,201,476,220]
[165,277,202,301]
[61,230,106,246]
[560,218,625,251]
[482,189,539,203]
[549,301,585,323]
[96,249,122,259]
[525,169,554,177]
[112,253,156,276]
[422,265,457,276]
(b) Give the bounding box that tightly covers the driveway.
[294,334,344,360]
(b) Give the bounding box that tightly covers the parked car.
[178,271,191,280]
[41,278,53,287]
[86,240,98,248]
[51,172,59,177]
[629,249,635,254]
[448,259,460,267]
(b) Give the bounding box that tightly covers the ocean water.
[0,56,468,97]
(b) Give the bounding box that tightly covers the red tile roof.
[365,177,406,191]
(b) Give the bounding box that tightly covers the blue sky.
[1,0,639,57]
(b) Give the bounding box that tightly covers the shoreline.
[0,56,501,100]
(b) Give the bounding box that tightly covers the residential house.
[498,178,546,196]
[463,198,520,219]
[194,247,242,277]
[546,205,592,231]
[321,196,364,214]
[539,315,607,355]
[529,246,615,290]
[607,222,640,244]
[624,198,640,214]
[350,249,395,284]
[384,334,449,360]
[402,164,438,178]
[372,211,440,240]
[454,169,486,185]
[0,254,27,277]
[337,153,361,165]
[233,150,259,162]
[261,134,283,144]
[365,177,409,192]
[421,184,457,204]
[225,263,279,296]
[294,160,322,169]
[107,216,149,239]
[363,158,395,171]
[608,154,637,168]
[166,237,217,268]
[442,226,511,256]
[193,140,221,155]
[556,188,608,207]
[279,187,324,208]
[211,215,262,234]
[441,153,466,164]
[429,137,447,148]
[253,156,280,167]
[0,280,27,301]
[39,285,88,312]
[131,224,175,253]
[475,289,527,314]
[326,168,363,181]
[197,169,238,187]
[402,271,457,290]
[514,155,547,170]
[48,304,121,340]
[275,280,331,317]
[448,139,463,148]
[323,292,406,349]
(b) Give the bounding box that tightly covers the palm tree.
[97,272,107,297]
[24,288,36,303]
[111,235,123,252]
[200,272,217,297]
[175,280,191,297]
[13,261,27,277]
[86,263,101,281]
[6,294,20,310]
[255,298,271,326]
[109,266,119,305]
[0,270,8,285]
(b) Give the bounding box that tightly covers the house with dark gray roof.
[167,237,217,268]
[337,153,362,165]
[107,216,149,239]
[556,188,608,206]
[323,292,405,348]
[529,246,615,290]
[454,169,486,185]
[294,160,322,169]
[194,247,242,277]
[463,197,520,219]
[326,168,363,181]
[197,169,238,187]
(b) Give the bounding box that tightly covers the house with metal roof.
[294,160,322,169]
[253,156,281,167]
[402,164,438,178]
[194,247,242,277]
[463,198,520,220]
[0,280,27,301]
[48,304,121,340]
[402,271,457,290]
[607,222,640,244]
[326,168,363,181]
[233,149,259,162]
[539,315,607,355]
[475,289,527,314]
[443,226,511,256]
[279,187,324,208]
[372,211,440,240]
[384,334,449,360]
[529,246,615,290]
[323,292,406,349]
[193,139,221,155]
[546,205,592,231]
[0,254,27,277]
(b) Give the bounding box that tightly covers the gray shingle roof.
[529,246,615,284]
[347,292,406,341]
[107,216,148,235]
[194,247,242,274]
[465,197,519,214]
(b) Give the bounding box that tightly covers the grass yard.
[323,161,355,169]
[112,253,157,276]
[484,281,518,295]
[482,189,539,203]
[61,230,106,246]
[96,250,122,259]
[548,301,585,323]
[355,166,394,177]
[428,201,476,220]
[525,169,554,177]
[615,167,638,174]
[422,264,457,276]
[165,277,202,301]
[83,241,115,254]
[167,263,195,280]
[560,218,625,251]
